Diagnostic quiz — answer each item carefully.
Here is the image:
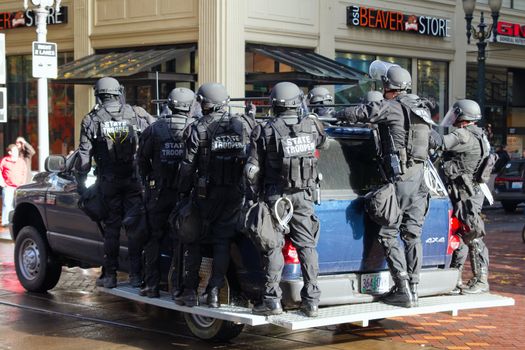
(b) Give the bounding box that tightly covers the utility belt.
[146,177,179,191]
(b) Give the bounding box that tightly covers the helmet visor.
[440,107,458,127]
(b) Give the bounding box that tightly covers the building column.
[73,0,93,147]
[317,0,336,94]
[198,0,246,98]
[450,0,468,103]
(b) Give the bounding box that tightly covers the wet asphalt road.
[0,207,522,350]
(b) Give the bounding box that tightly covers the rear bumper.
[493,192,525,202]
[280,268,458,307]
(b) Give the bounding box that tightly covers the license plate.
[511,182,523,189]
[360,271,391,294]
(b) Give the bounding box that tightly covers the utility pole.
[24,0,61,170]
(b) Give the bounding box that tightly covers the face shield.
[189,100,203,119]
[440,106,459,127]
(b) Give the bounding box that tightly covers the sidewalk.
[0,227,12,242]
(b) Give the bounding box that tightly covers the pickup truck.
[9,125,512,341]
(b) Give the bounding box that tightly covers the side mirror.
[45,155,67,173]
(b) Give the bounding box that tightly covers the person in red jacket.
[0,144,27,226]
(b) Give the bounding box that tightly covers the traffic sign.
[32,41,57,78]
[0,87,7,123]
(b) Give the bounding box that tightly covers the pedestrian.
[493,145,509,173]
[15,136,35,184]
[175,83,255,308]
[336,64,434,308]
[431,99,491,294]
[0,144,27,226]
[137,87,196,298]
[75,76,153,289]
[245,82,328,317]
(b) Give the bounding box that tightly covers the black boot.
[380,279,412,308]
[174,289,199,307]
[300,301,319,317]
[97,273,117,289]
[449,267,465,295]
[409,283,418,307]
[463,272,489,294]
[252,299,283,316]
[206,287,220,308]
[139,285,160,298]
[129,274,143,288]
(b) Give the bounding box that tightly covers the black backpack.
[474,132,498,184]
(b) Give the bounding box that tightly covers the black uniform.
[338,95,432,287]
[76,101,152,278]
[178,111,255,294]
[247,111,327,307]
[137,114,194,290]
[437,125,490,282]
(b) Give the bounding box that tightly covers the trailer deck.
[100,284,515,330]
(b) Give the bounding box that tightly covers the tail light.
[314,149,320,159]
[282,238,299,264]
[495,177,522,185]
[447,209,461,255]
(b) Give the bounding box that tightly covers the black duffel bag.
[168,196,203,244]
[241,201,282,252]
[364,183,401,227]
[78,183,108,223]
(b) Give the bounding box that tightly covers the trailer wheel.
[183,313,244,342]
[14,226,62,292]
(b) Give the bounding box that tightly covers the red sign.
[346,5,450,38]
[496,21,525,46]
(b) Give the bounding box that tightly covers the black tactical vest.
[196,112,252,187]
[443,125,485,178]
[150,115,190,188]
[399,97,432,163]
[92,104,139,177]
[263,116,319,189]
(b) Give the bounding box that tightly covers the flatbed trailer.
[100,284,515,341]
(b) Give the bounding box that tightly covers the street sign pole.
[35,6,49,171]
[25,0,61,171]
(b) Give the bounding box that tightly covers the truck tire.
[522,225,525,244]
[183,313,244,342]
[502,201,518,213]
[14,226,62,292]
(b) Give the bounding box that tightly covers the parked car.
[9,125,459,341]
[493,158,525,213]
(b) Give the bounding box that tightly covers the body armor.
[150,114,190,188]
[92,104,140,177]
[399,96,432,163]
[196,112,253,188]
[263,116,319,189]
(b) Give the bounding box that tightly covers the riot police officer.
[137,87,196,298]
[431,99,490,294]
[245,82,328,317]
[307,87,334,118]
[76,77,152,289]
[336,66,433,308]
[175,83,255,308]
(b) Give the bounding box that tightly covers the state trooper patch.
[211,134,245,151]
[160,142,185,163]
[101,120,131,142]
[281,135,316,158]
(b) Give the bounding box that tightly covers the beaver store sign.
[347,5,450,38]
[0,7,67,30]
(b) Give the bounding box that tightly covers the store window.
[245,51,295,98]
[417,59,448,121]
[2,53,75,164]
[334,52,411,104]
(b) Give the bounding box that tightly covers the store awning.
[246,45,368,85]
[56,47,197,84]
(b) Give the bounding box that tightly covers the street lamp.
[23,0,61,171]
[462,0,502,118]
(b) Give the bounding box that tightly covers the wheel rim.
[18,238,41,281]
[190,313,217,328]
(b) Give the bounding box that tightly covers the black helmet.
[167,87,195,112]
[307,87,333,105]
[94,77,122,96]
[364,91,384,103]
[196,83,229,111]
[269,82,303,109]
[383,66,411,91]
[441,99,482,127]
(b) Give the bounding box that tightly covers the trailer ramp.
[100,284,514,330]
